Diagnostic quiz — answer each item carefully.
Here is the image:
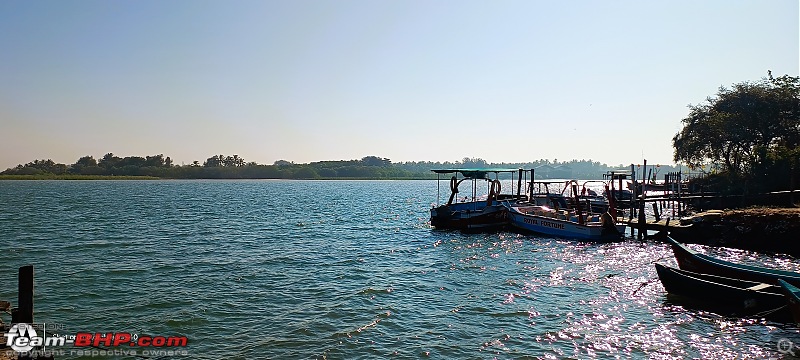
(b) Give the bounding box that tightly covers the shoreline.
[0,175,161,180]
[0,175,437,181]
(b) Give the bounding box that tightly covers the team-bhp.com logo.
[6,323,42,352]
[6,323,187,353]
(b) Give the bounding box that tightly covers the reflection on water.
[0,180,797,359]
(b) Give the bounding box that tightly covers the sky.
[1,0,798,170]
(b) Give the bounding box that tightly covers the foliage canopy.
[673,73,800,192]
[673,74,800,172]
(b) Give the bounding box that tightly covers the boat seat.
[746,283,772,291]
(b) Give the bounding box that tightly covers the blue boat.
[504,203,625,241]
[503,176,625,241]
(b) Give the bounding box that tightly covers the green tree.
[118,156,147,168]
[69,155,97,174]
[361,156,391,166]
[204,155,224,167]
[291,167,319,179]
[461,157,487,168]
[223,154,244,167]
[144,154,166,167]
[673,73,800,191]
[99,153,121,169]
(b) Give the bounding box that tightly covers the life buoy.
[486,179,502,205]
[446,176,460,205]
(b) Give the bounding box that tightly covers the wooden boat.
[574,180,610,213]
[529,179,609,213]
[430,168,526,230]
[603,189,633,204]
[504,204,625,241]
[655,263,787,314]
[504,177,626,241]
[526,180,571,209]
[665,236,800,286]
[777,279,800,323]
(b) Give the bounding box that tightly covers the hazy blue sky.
[1,0,797,169]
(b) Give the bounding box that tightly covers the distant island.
[0,154,683,180]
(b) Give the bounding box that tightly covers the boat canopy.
[431,168,520,179]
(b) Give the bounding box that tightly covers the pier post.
[529,169,535,201]
[652,203,660,222]
[12,265,34,324]
[677,171,683,216]
[630,164,636,221]
[637,160,647,240]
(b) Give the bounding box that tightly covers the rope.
[631,278,660,296]
[631,250,675,296]
[649,250,675,265]
[752,304,787,318]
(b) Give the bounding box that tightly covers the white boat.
[503,203,626,242]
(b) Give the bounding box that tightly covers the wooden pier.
[625,217,691,237]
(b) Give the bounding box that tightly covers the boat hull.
[778,279,800,323]
[666,237,800,286]
[506,206,625,242]
[430,202,507,230]
[655,263,788,315]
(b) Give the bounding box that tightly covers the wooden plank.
[746,283,772,291]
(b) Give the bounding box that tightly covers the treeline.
[1,154,649,180]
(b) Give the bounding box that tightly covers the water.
[0,180,798,359]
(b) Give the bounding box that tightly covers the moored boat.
[777,279,800,323]
[503,174,626,241]
[528,179,608,213]
[573,180,610,213]
[504,204,625,241]
[506,205,625,242]
[665,237,800,286]
[430,168,526,230]
[655,263,788,315]
[603,188,634,207]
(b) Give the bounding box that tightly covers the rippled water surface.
[1,180,799,359]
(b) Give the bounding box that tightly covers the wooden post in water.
[630,164,636,221]
[666,172,675,217]
[637,160,647,240]
[12,265,34,324]
[618,173,624,211]
[529,169,535,201]
[791,160,797,205]
[677,171,683,216]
